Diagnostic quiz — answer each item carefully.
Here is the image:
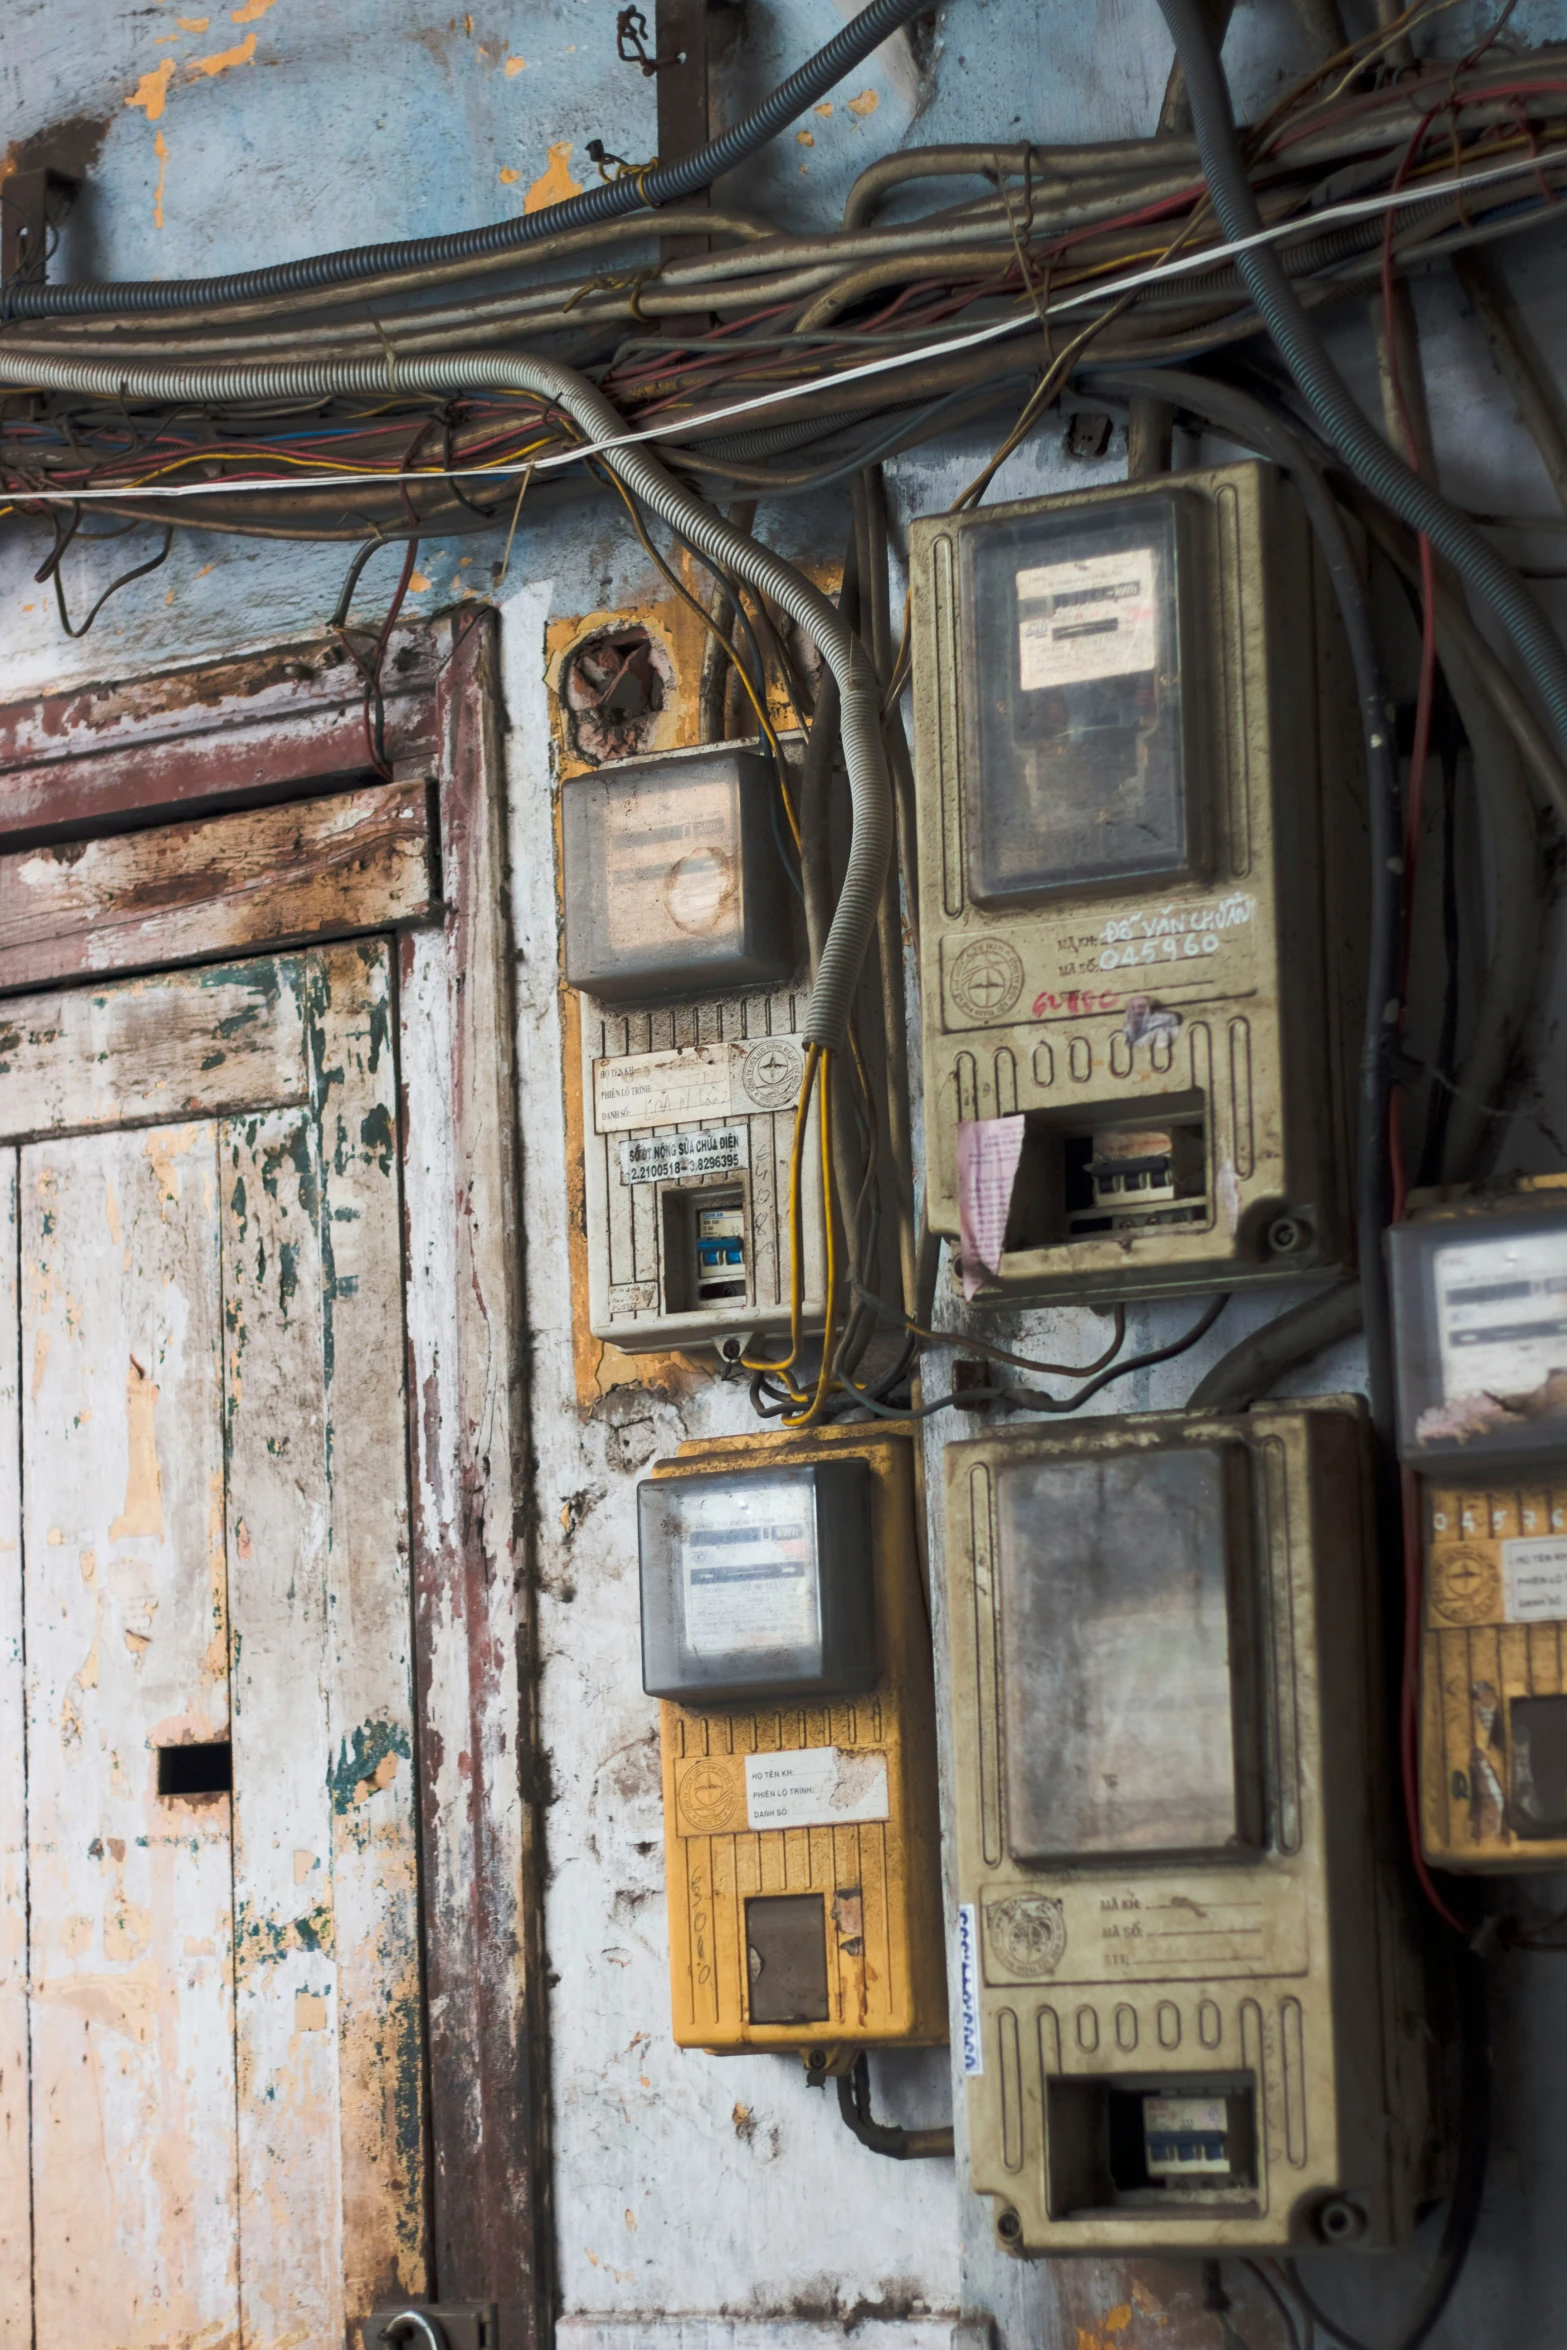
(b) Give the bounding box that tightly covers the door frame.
[0,611,550,2348]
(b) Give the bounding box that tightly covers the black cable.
[4,0,930,318]
[1187,1282,1363,1413]
[835,2053,954,2159]
[1283,1952,1489,2350]
[999,1291,1227,1411]
[38,515,174,637]
[1086,363,1402,1438]
[1152,0,1567,774]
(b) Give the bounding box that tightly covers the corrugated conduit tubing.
[2,0,930,317]
[4,346,888,1051]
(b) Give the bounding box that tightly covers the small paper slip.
[957,1114,1025,1300]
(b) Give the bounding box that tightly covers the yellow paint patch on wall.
[104,1902,153,1962]
[109,1357,165,1542]
[814,100,834,115]
[63,1914,95,1957]
[846,87,880,116]
[104,1175,122,1245]
[295,1992,329,2031]
[498,166,520,185]
[187,28,257,75]
[407,570,432,593]
[355,1751,399,1803]
[126,58,176,121]
[524,140,582,214]
[178,15,211,27]
[796,130,814,146]
[31,1327,50,1400]
[231,0,278,19]
[504,54,527,74]
[294,1849,317,1883]
[1104,2310,1134,2336]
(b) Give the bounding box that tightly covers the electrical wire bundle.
[5,0,1567,541]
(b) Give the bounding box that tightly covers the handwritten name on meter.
[943,1403,1437,2256]
[909,463,1364,1306]
[641,1430,946,2063]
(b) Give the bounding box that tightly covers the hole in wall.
[561,626,671,764]
[157,1741,233,1800]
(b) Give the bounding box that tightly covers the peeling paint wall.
[8,0,1567,2344]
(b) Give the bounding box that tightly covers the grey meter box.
[638,1459,875,1702]
[1389,1192,1567,1469]
[959,492,1202,905]
[563,743,795,1003]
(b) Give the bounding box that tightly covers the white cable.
[2,143,1561,506]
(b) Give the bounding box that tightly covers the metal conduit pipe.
[4,0,932,318]
[841,137,1203,227]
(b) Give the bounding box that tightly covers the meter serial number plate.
[941,891,1259,1032]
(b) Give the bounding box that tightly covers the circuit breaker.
[909,463,1364,1305]
[563,740,826,1352]
[944,1402,1435,2255]
[642,1426,947,2062]
[1390,1178,1567,1868]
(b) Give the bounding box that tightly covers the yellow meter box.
[641,1425,946,2063]
[1390,1176,1567,1867]
[944,1401,1436,2255]
[909,463,1365,1305]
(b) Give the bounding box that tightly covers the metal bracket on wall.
[362,2305,501,2350]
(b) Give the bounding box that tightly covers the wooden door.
[0,941,425,2347]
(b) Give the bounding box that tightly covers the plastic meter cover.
[563,744,795,1003]
[1389,1204,1567,1466]
[639,1459,875,1702]
[959,493,1200,905]
[994,1442,1259,1862]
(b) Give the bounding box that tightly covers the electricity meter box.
[644,1426,946,2062]
[1391,1179,1567,1869]
[564,740,825,1352]
[945,1402,1437,2256]
[909,464,1365,1306]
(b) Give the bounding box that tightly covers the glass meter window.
[563,745,795,1002]
[958,494,1199,905]
[994,1444,1259,1862]
[1390,1206,1567,1465]
[639,1459,875,1701]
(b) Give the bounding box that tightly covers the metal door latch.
[362,2305,499,2350]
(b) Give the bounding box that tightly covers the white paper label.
[682,1487,819,1659]
[743,1746,890,1831]
[619,1124,748,1187]
[1503,1537,1567,1623]
[1016,549,1158,689]
[957,1903,984,2076]
[594,1043,731,1133]
[593,1036,808,1134]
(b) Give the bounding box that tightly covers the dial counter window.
[958,496,1200,905]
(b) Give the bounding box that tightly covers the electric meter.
[1390,1179,1567,1868]
[563,740,825,1353]
[909,463,1365,1306]
[645,1427,946,2063]
[945,1402,1436,2256]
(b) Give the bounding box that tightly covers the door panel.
[0,940,425,2349]
[23,1119,237,2347]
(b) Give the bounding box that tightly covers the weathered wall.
[7,1,1567,2344]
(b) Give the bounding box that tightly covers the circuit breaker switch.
[1082,1122,1205,1221]
[1142,2094,1236,2181]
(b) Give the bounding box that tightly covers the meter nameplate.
[619,1125,748,1187]
[602,773,736,955]
[1016,550,1158,688]
[1428,1226,1567,1431]
[941,890,1258,1033]
[593,1036,807,1132]
[744,1747,890,1830]
[678,1486,818,1657]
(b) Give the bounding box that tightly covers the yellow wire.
[786,1046,839,1428]
[740,1042,821,1397]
